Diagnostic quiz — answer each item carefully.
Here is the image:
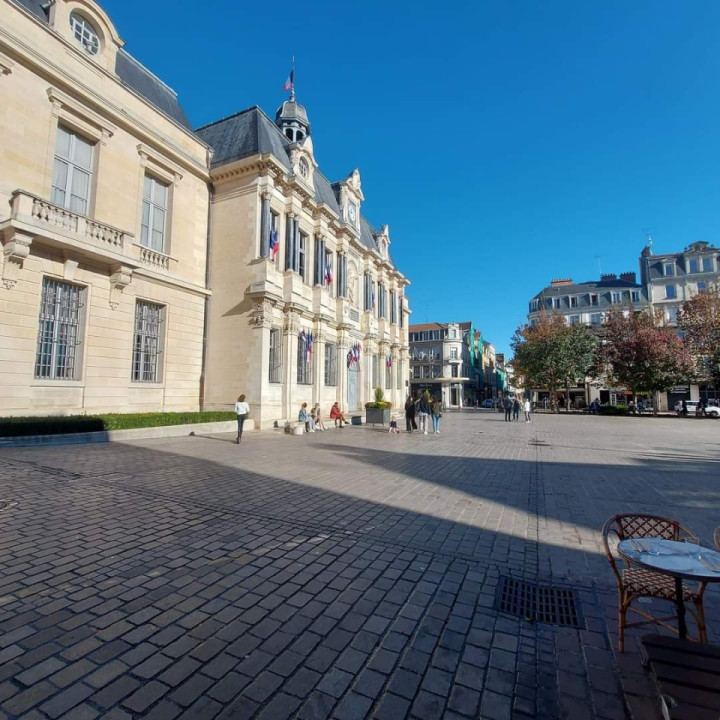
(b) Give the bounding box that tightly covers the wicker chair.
[602,513,708,652]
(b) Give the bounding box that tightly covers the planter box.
[365,408,391,425]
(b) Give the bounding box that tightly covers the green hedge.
[0,411,236,438]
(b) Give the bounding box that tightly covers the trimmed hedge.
[0,411,236,438]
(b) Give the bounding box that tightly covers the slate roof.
[531,278,642,300]
[197,106,396,268]
[10,0,191,130]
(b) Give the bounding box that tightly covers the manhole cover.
[495,576,582,627]
[0,500,17,512]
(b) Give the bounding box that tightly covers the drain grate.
[495,576,582,627]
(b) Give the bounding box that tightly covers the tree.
[599,308,694,414]
[677,285,720,392]
[511,312,597,413]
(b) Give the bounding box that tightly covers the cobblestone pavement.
[1,411,719,720]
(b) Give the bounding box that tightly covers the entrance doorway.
[347,366,359,411]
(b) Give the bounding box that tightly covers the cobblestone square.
[1,411,719,719]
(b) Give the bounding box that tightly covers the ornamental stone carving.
[1,229,33,289]
[109,264,132,309]
[283,311,299,335]
[249,299,275,329]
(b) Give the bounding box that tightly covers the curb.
[0,420,238,448]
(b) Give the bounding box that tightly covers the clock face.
[349,203,356,222]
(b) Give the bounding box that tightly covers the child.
[388,419,400,434]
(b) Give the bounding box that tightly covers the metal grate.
[495,576,582,628]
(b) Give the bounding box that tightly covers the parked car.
[482,399,495,408]
[674,400,720,417]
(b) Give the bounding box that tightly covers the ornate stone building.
[0,0,211,415]
[196,95,411,427]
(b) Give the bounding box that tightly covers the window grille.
[297,334,312,384]
[51,125,94,215]
[132,301,163,382]
[324,343,337,386]
[35,278,83,380]
[269,328,282,383]
[141,175,168,252]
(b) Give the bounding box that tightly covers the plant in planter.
[365,387,392,425]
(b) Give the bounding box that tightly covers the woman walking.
[431,396,442,434]
[417,394,431,434]
[234,394,249,443]
[404,396,417,433]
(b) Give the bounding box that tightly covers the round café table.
[618,538,720,640]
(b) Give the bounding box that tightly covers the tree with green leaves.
[511,312,597,413]
[677,285,720,393]
[598,307,694,414]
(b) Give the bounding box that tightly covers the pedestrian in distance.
[299,403,314,432]
[417,393,431,434]
[404,396,417,433]
[330,402,347,428]
[314,404,327,431]
[523,398,531,422]
[431,396,442,434]
[234,394,249,443]
[504,397,513,422]
[512,398,521,421]
[681,399,688,417]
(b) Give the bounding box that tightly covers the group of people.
[501,396,531,423]
[299,402,347,432]
[404,394,443,434]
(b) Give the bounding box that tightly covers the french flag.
[283,68,295,91]
[269,229,278,259]
[324,261,332,287]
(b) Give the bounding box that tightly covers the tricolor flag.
[283,68,295,92]
[387,355,393,369]
[306,331,313,361]
[269,229,279,259]
[324,261,332,287]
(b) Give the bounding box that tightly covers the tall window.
[400,296,405,328]
[569,315,580,325]
[589,294,599,306]
[553,298,561,309]
[590,313,603,324]
[70,12,100,54]
[336,254,347,298]
[269,328,282,383]
[664,263,675,277]
[611,292,621,304]
[666,284,677,299]
[631,290,640,302]
[390,291,396,323]
[297,334,312,384]
[570,296,578,308]
[397,360,403,389]
[35,279,84,380]
[298,233,307,281]
[451,365,458,378]
[364,273,372,311]
[132,301,163,382]
[324,343,337,386]
[385,358,392,389]
[703,257,714,272]
[451,348,458,359]
[689,259,699,274]
[51,125,94,215]
[141,175,169,252]
[372,355,379,388]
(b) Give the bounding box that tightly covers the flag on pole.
[283,68,295,92]
[269,229,279,259]
[324,261,332,287]
[306,332,313,361]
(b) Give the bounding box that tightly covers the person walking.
[234,394,250,444]
[431,396,442,434]
[417,394,431,434]
[404,396,417,433]
[523,398,531,423]
[512,398,521,422]
[504,397,513,422]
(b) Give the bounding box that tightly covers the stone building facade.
[408,322,479,407]
[0,0,211,415]
[196,98,411,428]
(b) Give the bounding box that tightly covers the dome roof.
[275,99,310,129]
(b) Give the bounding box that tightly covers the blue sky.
[105,0,720,356]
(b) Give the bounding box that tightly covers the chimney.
[550,278,573,286]
[600,273,617,281]
[620,272,636,283]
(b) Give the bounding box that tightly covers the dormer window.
[70,13,100,55]
[298,157,309,179]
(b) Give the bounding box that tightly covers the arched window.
[70,12,100,55]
